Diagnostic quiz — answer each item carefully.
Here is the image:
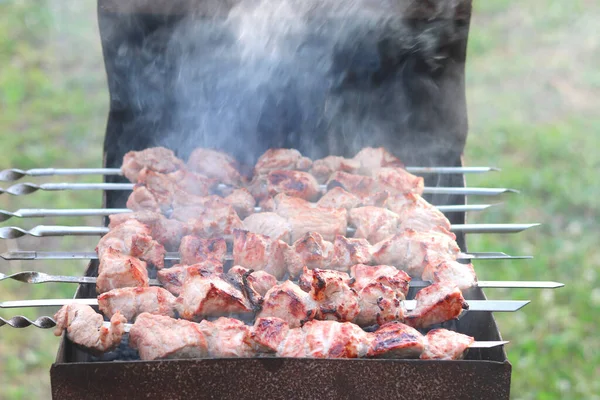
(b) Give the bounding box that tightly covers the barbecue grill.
[0,1,562,399]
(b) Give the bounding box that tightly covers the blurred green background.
[0,0,598,398]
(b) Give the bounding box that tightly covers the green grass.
[0,0,598,398]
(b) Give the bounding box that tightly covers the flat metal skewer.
[0,182,517,197]
[0,298,530,312]
[0,271,563,289]
[0,251,532,261]
[0,166,500,182]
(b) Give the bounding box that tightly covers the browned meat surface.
[367,321,424,358]
[242,212,291,243]
[272,194,347,242]
[422,260,477,290]
[299,268,360,322]
[129,313,209,361]
[371,229,460,277]
[126,186,161,213]
[248,317,291,354]
[187,148,243,186]
[98,287,176,321]
[257,280,318,328]
[96,220,165,269]
[316,187,361,210]
[178,235,227,265]
[96,248,149,294]
[198,317,254,358]
[227,266,278,297]
[351,264,410,298]
[54,304,126,353]
[297,320,370,358]
[109,211,187,251]
[349,206,400,243]
[232,230,288,279]
[328,168,423,197]
[168,169,216,197]
[254,148,312,176]
[405,282,468,329]
[186,204,243,238]
[224,188,255,218]
[327,171,378,198]
[157,262,224,296]
[136,168,178,211]
[330,236,373,272]
[267,170,320,201]
[386,192,452,234]
[352,147,404,176]
[285,232,335,277]
[175,268,253,320]
[310,156,360,183]
[121,147,184,183]
[421,329,474,360]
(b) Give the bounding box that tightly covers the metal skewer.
[0,182,517,197]
[0,271,563,289]
[0,166,500,182]
[0,251,532,261]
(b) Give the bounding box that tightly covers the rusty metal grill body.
[50,0,513,398]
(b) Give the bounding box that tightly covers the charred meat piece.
[121,147,184,183]
[266,170,320,201]
[98,287,176,321]
[299,268,360,322]
[227,266,278,297]
[421,328,475,360]
[96,248,149,294]
[349,206,400,243]
[175,268,253,320]
[109,211,187,251]
[178,235,227,265]
[367,321,424,359]
[310,156,360,184]
[96,219,165,269]
[272,194,347,242]
[316,187,362,211]
[254,148,312,176]
[299,319,370,358]
[232,230,288,279]
[187,148,243,186]
[129,313,209,361]
[198,317,254,358]
[285,232,335,277]
[405,282,468,329]
[422,260,477,290]
[352,147,404,176]
[157,262,223,296]
[54,304,126,354]
[327,171,379,198]
[257,280,318,328]
[330,236,373,272]
[248,317,291,354]
[224,188,256,218]
[242,212,292,243]
[350,264,410,298]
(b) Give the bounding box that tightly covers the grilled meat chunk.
[187,148,243,186]
[121,147,184,183]
[242,212,292,243]
[327,171,378,198]
[386,192,452,234]
[367,321,424,359]
[98,287,176,321]
[257,280,318,328]
[96,248,149,294]
[421,329,474,360]
[330,236,373,271]
[328,168,423,198]
[227,266,278,297]
[54,304,126,353]
[299,268,360,322]
[349,206,400,243]
[350,264,411,298]
[352,147,404,176]
[224,188,255,218]
[175,269,253,320]
[310,156,360,184]
[109,211,187,251]
[405,282,468,329]
[232,230,288,279]
[422,260,477,290]
[198,317,254,358]
[96,220,165,269]
[178,235,227,265]
[254,148,312,176]
[266,170,320,201]
[285,232,335,277]
[129,313,209,361]
[126,186,161,213]
[157,262,224,296]
[316,187,362,210]
[272,194,347,242]
[248,317,291,354]
[187,204,243,238]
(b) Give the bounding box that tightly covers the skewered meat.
[254,148,312,176]
[316,187,362,210]
[421,329,474,360]
[353,147,404,176]
[371,229,460,277]
[96,248,149,294]
[109,211,187,251]
[367,321,424,359]
[98,287,176,321]
[292,319,370,358]
[187,148,243,186]
[175,268,253,320]
[272,194,347,242]
[242,212,291,243]
[330,236,373,271]
[327,171,378,198]
[350,264,411,298]
[121,147,184,183]
[422,260,477,290]
[129,313,209,361]
[405,282,468,329]
[168,169,216,197]
[257,281,318,328]
[285,232,335,277]
[96,219,166,269]
[386,192,452,234]
[224,188,255,218]
[198,317,254,358]
[185,203,243,238]
[266,170,320,201]
[232,230,288,279]
[299,268,360,322]
[227,266,278,297]
[328,168,424,197]
[178,235,227,265]
[157,261,224,296]
[126,186,161,213]
[54,304,126,354]
[310,156,360,184]
[349,206,400,243]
